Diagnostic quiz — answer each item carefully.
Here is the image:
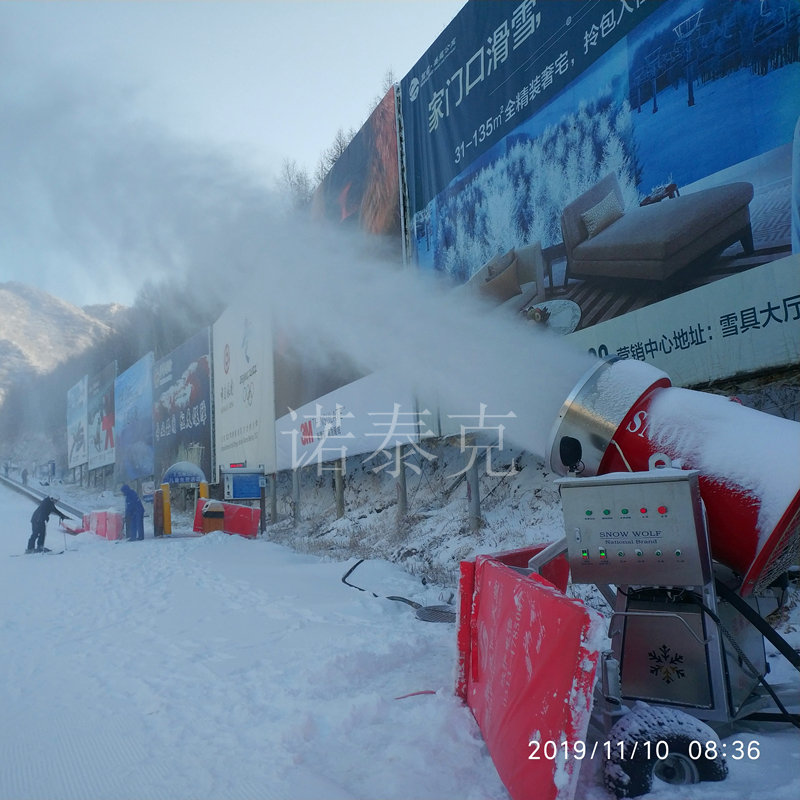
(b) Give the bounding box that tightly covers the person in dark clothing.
[121,484,145,541]
[27,496,67,553]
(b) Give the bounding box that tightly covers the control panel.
[557,469,711,587]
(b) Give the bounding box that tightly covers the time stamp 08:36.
[527,739,762,762]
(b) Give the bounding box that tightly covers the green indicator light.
[603,509,611,516]
[585,510,592,516]
[599,548,607,558]
[621,508,629,515]
[617,550,625,557]
[655,549,663,557]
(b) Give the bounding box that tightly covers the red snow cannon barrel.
[547,358,800,597]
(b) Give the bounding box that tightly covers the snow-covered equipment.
[546,358,800,597]
[458,357,800,800]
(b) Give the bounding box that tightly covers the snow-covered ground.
[1,474,798,800]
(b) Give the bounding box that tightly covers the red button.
[658,505,668,514]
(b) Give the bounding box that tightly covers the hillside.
[0,281,119,404]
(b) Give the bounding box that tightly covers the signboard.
[114,352,155,483]
[87,360,117,471]
[274,370,429,473]
[398,0,800,386]
[212,304,277,476]
[221,470,262,501]
[312,86,402,238]
[567,254,800,387]
[66,375,88,469]
[400,0,661,240]
[153,328,213,485]
[400,0,799,278]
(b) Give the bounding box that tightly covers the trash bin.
[201,500,225,534]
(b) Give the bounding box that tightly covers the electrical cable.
[341,559,456,623]
[714,579,800,671]
[693,594,800,730]
[341,559,422,609]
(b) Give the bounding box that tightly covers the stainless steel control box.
[557,469,711,587]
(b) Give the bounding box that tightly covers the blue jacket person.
[27,496,67,553]
[121,484,145,541]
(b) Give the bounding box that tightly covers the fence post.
[292,468,301,527]
[396,443,407,525]
[467,456,481,532]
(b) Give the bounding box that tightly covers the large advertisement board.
[153,329,213,484]
[66,375,88,470]
[401,0,661,251]
[274,370,427,473]
[213,304,277,475]
[399,0,800,383]
[568,254,800,385]
[312,86,402,239]
[87,361,116,471]
[114,352,155,483]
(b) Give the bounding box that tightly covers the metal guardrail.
[0,475,87,520]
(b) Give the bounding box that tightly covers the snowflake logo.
[648,644,686,684]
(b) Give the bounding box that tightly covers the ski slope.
[1,484,798,800]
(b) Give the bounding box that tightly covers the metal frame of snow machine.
[526,460,799,798]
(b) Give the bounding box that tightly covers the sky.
[0,0,466,307]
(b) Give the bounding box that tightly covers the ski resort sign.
[87,361,117,472]
[567,255,800,388]
[212,304,277,476]
[114,352,155,483]
[66,375,88,470]
[152,329,213,485]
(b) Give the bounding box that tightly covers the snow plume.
[219,213,597,460]
[0,37,596,459]
[0,36,281,308]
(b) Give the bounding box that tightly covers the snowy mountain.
[0,281,120,405]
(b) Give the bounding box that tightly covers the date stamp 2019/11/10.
[528,739,761,762]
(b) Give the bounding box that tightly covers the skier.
[121,484,145,541]
[27,496,68,553]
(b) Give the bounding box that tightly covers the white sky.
[0,0,466,307]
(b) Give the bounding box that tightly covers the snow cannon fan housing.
[547,358,800,596]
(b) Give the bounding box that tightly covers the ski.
[10,550,65,557]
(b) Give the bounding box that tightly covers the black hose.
[341,559,422,609]
[715,579,800,671]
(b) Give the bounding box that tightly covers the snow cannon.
[547,357,800,597]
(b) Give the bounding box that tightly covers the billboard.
[399,0,800,381]
[274,370,429,473]
[213,304,277,475]
[567,253,800,386]
[87,361,117,471]
[153,329,213,484]
[312,86,403,239]
[114,352,155,483]
[66,375,88,470]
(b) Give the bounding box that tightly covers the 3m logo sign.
[300,420,314,445]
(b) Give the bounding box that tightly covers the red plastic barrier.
[105,511,123,541]
[458,547,603,800]
[88,510,124,540]
[192,499,261,538]
[89,511,107,538]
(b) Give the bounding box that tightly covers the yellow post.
[199,481,209,499]
[161,482,172,535]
